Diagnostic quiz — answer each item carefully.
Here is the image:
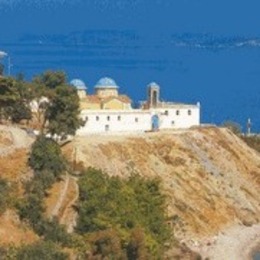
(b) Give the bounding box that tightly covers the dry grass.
[0,149,31,197]
[0,130,13,147]
[0,210,38,246]
[44,179,65,218]
[63,128,260,240]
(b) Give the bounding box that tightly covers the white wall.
[154,106,200,130]
[77,110,152,135]
[77,105,200,135]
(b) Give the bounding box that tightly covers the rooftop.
[70,79,87,90]
[95,77,119,89]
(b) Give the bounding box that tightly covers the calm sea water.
[0,1,260,131]
[1,32,260,132]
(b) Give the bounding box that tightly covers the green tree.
[0,77,18,121]
[87,229,126,259]
[9,77,33,123]
[32,70,82,137]
[0,76,33,123]
[29,135,66,176]
[33,70,67,89]
[222,120,242,135]
[76,168,171,258]
[16,241,68,260]
[0,178,10,215]
[127,227,149,260]
[0,63,4,76]
[46,85,82,139]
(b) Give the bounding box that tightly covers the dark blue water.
[0,0,260,131]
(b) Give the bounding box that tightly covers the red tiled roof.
[102,95,131,104]
[84,95,101,103]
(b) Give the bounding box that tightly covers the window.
[165,110,169,116]
[105,125,109,131]
[135,117,139,123]
[96,116,99,121]
[118,116,121,121]
[176,110,180,116]
[107,116,110,121]
[171,121,175,125]
[188,110,192,116]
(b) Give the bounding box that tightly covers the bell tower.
[147,82,160,108]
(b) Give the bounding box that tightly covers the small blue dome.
[95,77,119,89]
[70,79,87,90]
[148,82,160,88]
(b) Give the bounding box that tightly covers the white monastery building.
[70,77,200,135]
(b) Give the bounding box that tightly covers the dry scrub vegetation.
[64,127,260,242]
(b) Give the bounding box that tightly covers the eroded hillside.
[0,125,37,246]
[0,125,259,258]
[64,127,260,241]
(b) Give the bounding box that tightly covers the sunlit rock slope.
[64,127,260,241]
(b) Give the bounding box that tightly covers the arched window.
[107,116,110,121]
[118,116,121,121]
[135,117,139,123]
[96,116,99,121]
[165,110,169,116]
[188,110,192,116]
[176,110,180,116]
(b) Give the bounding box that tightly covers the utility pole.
[8,56,12,76]
[246,118,252,136]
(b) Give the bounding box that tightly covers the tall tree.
[32,70,82,137]
[46,85,82,138]
[0,63,4,76]
[33,70,67,89]
[0,77,19,121]
[9,76,33,123]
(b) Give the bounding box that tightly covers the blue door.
[152,115,159,131]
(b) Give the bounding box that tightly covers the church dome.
[70,79,87,90]
[147,82,160,88]
[95,77,119,89]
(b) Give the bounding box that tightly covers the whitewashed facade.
[72,78,201,135]
[77,104,200,135]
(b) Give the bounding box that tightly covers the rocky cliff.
[64,127,260,243]
[0,125,259,258]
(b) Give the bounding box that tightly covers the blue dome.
[70,79,87,90]
[95,77,119,89]
[148,82,160,88]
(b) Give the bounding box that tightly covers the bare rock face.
[64,127,260,241]
[0,125,34,156]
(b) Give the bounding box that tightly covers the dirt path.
[60,177,79,233]
[48,172,79,233]
[50,173,70,217]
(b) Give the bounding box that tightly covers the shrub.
[16,241,68,260]
[222,121,242,135]
[29,135,66,177]
[0,178,10,214]
[76,168,171,257]
[241,135,260,153]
